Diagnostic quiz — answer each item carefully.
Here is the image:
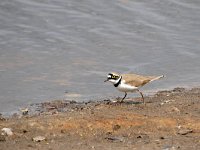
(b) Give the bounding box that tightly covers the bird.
[104,72,164,104]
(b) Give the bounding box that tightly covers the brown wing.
[121,74,157,87]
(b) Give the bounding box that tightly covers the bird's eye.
[112,75,117,79]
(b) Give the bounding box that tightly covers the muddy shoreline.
[0,87,200,150]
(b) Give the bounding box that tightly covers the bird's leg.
[120,92,127,103]
[137,90,145,104]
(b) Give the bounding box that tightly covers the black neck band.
[114,76,122,87]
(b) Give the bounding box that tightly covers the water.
[0,0,200,114]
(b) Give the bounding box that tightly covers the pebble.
[32,136,46,142]
[105,136,125,142]
[137,135,142,139]
[0,135,6,142]
[61,129,68,134]
[177,129,193,135]
[160,136,165,139]
[112,124,121,131]
[171,107,180,113]
[163,146,176,150]
[0,113,5,121]
[20,108,29,115]
[1,128,13,136]
[160,100,175,105]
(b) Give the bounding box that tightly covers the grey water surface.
[0,0,200,114]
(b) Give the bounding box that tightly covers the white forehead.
[107,75,111,78]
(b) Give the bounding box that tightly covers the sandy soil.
[0,87,200,150]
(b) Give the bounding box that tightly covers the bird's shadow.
[124,101,142,105]
[110,97,143,105]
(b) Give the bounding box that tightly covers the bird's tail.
[150,75,165,82]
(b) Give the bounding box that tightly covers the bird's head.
[104,72,121,84]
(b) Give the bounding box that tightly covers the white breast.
[116,80,138,92]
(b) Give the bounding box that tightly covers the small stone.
[61,129,67,134]
[106,132,112,135]
[171,107,180,113]
[12,113,19,119]
[70,100,77,104]
[137,135,142,138]
[27,144,34,147]
[0,135,6,142]
[1,128,13,136]
[177,129,193,135]
[105,136,125,142]
[32,136,46,142]
[22,129,28,133]
[20,108,29,115]
[163,146,176,150]
[155,140,160,144]
[160,103,164,106]
[173,87,185,93]
[160,136,165,139]
[113,124,121,131]
[0,114,5,121]
[103,99,111,104]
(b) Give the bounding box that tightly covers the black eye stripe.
[111,76,117,79]
[107,73,119,80]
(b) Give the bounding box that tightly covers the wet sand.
[0,87,200,150]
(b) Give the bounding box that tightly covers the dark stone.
[70,100,77,104]
[105,136,125,142]
[177,129,193,135]
[23,129,28,133]
[113,124,121,131]
[137,135,142,138]
[0,113,5,121]
[0,135,6,142]
[61,129,67,134]
[160,136,165,139]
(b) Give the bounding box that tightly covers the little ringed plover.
[104,72,164,103]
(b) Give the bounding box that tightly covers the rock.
[20,108,29,115]
[177,129,193,135]
[160,100,174,105]
[27,144,35,148]
[70,100,77,104]
[0,114,5,121]
[171,107,180,113]
[163,146,176,150]
[11,113,19,119]
[137,135,142,138]
[112,124,121,131]
[61,129,67,134]
[32,136,46,142]
[106,132,112,135]
[105,136,125,142]
[103,99,112,104]
[22,129,28,133]
[1,128,13,136]
[0,135,6,142]
[172,87,185,93]
[160,136,165,139]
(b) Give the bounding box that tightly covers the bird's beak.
[104,79,108,82]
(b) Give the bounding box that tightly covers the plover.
[104,72,164,103]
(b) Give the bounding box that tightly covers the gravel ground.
[0,87,200,150]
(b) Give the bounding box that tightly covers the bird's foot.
[112,98,124,105]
